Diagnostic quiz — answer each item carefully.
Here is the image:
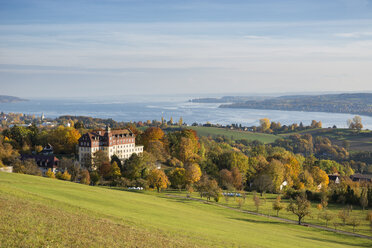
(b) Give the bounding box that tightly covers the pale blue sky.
[1,0,372,97]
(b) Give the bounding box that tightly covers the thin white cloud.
[334,32,372,38]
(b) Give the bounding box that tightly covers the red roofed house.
[78,126,143,167]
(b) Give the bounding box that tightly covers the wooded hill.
[0,95,27,103]
[219,93,372,116]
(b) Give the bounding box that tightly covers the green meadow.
[0,172,371,248]
[168,190,372,236]
[184,126,278,144]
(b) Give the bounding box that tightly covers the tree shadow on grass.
[157,196,199,205]
[230,217,289,226]
[298,236,372,247]
[103,187,146,194]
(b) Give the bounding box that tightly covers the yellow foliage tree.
[57,170,72,181]
[111,161,121,179]
[259,118,271,132]
[47,126,81,154]
[147,169,170,192]
[185,163,202,185]
[45,168,55,178]
[311,166,329,188]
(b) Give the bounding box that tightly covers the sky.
[1,0,372,98]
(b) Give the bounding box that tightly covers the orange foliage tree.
[141,127,165,149]
[148,169,170,192]
[185,163,202,185]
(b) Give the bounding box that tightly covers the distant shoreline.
[190,93,372,117]
[0,95,28,103]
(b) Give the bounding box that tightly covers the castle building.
[78,126,143,167]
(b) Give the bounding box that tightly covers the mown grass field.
[1,173,371,247]
[168,190,372,236]
[183,126,279,144]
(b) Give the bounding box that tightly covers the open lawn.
[0,172,371,247]
[182,126,279,144]
[168,190,372,237]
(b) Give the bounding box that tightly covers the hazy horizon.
[1,0,372,98]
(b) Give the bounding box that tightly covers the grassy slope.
[186,126,278,144]
[278,128,372,152]
[169,191,372,236]
[0,173,371,248]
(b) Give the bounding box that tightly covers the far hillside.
[220,93,372,116]
[279,128,372,152]
[0,95,28,103]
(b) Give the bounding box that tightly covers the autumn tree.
[311,120,322,128]
[168,129,200,163]
[93,150,110,170]
[348,116,363,130]
[360,188,368,211]
[287,193,311,225]
[266,159,285,193]
[253,192,261,212]
[57,170,72,181]
[195,175,209,198]
[178,137,199,163]
[140,127,164,149]
[231,167,243,190]
[60,158,80,182]
[147,169,170,192]
[219,169,233,189]
[311,166,329,189]
[169,167,186,190]
[110,161,122,179]
[147,140,168,162]
[63,170,72,181]
[259,118,271,132]
[0,142,19,166]
[47,126,81,154]
[80,169,91,185]
[338,209,350,225]
[45,168,55,178]
[272,195,284,216]
[253,174,272,196]
[205,179,222,202]
[12,159,41,176]
[123,152,155,180]
[320,211,334,227]
[348,216,361,233]
[185,163,202,186]
[90,171,100,186]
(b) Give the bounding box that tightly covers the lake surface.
[1,96,372,129]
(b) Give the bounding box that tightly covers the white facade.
[78,127,143,167]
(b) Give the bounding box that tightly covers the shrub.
[56,170,72,181]
[45,169,55,178]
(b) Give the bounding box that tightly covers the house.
[21,154,59,173]
[328,174,340,184]
[350,174,372,183]
[41,144,54,155]
[78,126,143,167]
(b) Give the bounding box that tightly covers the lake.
[1,96,372,129]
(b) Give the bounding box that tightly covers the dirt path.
[165,194,372,240]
